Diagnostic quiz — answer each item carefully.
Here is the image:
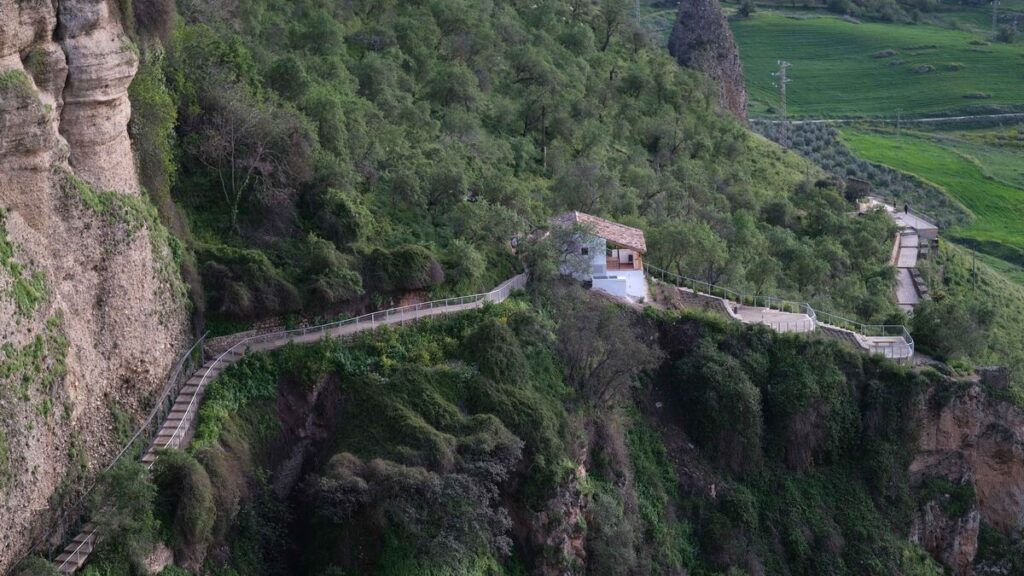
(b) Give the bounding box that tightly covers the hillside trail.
[44,273,529,574]
[41,197,942,573]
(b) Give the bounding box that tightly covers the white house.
[550,211,649,302]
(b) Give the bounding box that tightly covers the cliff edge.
[0,0,188,570]
[668,0,749,121]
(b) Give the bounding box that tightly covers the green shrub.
[192,353,278,449]
[626,418,695,572]
[916,476,976,518]
[196,244,300,320]
[364,245,445,292]
[0,70,35,100]
[300,234,364,306]
[465,318,529,386]
[307,189,374,248]
[13,557,59,576]
[88,459,158,568]
[673,340,763,475]
[153,449,216,566]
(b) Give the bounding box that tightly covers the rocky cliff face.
[0,0,188,570]
[668,0,749,121]
[911,383,1024,574]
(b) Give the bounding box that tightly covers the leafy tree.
[88,460,158,569]
[553,286,662,406]
[674,341,763,475]
[595,0,631,51]
[912,296,994,360]
[153,449,215,569]
[188,82,313,234]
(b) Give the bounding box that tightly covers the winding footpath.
[41,201,940,573]
[646,265,915,362]
[47,274,528,574]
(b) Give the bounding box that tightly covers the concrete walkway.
[734,305,816,333]
[865,198,938,313]
[51,273,529,574]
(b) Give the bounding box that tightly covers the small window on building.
[581,247,589,256]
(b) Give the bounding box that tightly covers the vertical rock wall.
[911,384,1024,574]
[0,0,188,570]
[668,0,749,121]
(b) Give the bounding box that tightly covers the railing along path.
[645,264,914,361]
[40,272,528,574]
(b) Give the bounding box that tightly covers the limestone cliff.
[0,0,188,570]
[911,382,1024,574]
[668,0,749,121]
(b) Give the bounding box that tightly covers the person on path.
[904,203,909,215]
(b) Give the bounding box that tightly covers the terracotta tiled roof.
[550,211,647,253]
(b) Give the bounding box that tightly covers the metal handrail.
[159,272,529,452]
[645,264,816,323]
[55,527,93,573]
[36,332,208,571]
[37,274,529,574]
[646,263,913,360]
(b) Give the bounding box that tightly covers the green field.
[841,129,1024,266]
[730,13,1024,117]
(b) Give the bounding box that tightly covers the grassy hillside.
[841,128,1024,264]
[730,12,1024,117]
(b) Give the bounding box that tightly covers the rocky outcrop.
[0,0,188,571]
[668,0,748,121]
[911,383,1024,573]
[531,465,588,576]
[909,454,982,574]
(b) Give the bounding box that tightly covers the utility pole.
[896,108,902,136]
[772,60,792,147]
[992,0,1000,36]
[772,60,791,119]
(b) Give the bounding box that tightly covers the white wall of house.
[560,234,607,280]
[593,276,629,298]
[559,234,647,302]
[593,270,646,301]
[612,248,638,266]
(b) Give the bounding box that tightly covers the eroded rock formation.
[911,383,1024,574]
[668,0,749,121]
[0,0,188,570]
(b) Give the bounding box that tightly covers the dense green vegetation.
[730,12,1024,117]
[124,0,901,330]
[915,241,1024,381]
[656,310,946,575]
[842,128,1024,265]
[37,0,1024,574]
[70,284,966,575]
